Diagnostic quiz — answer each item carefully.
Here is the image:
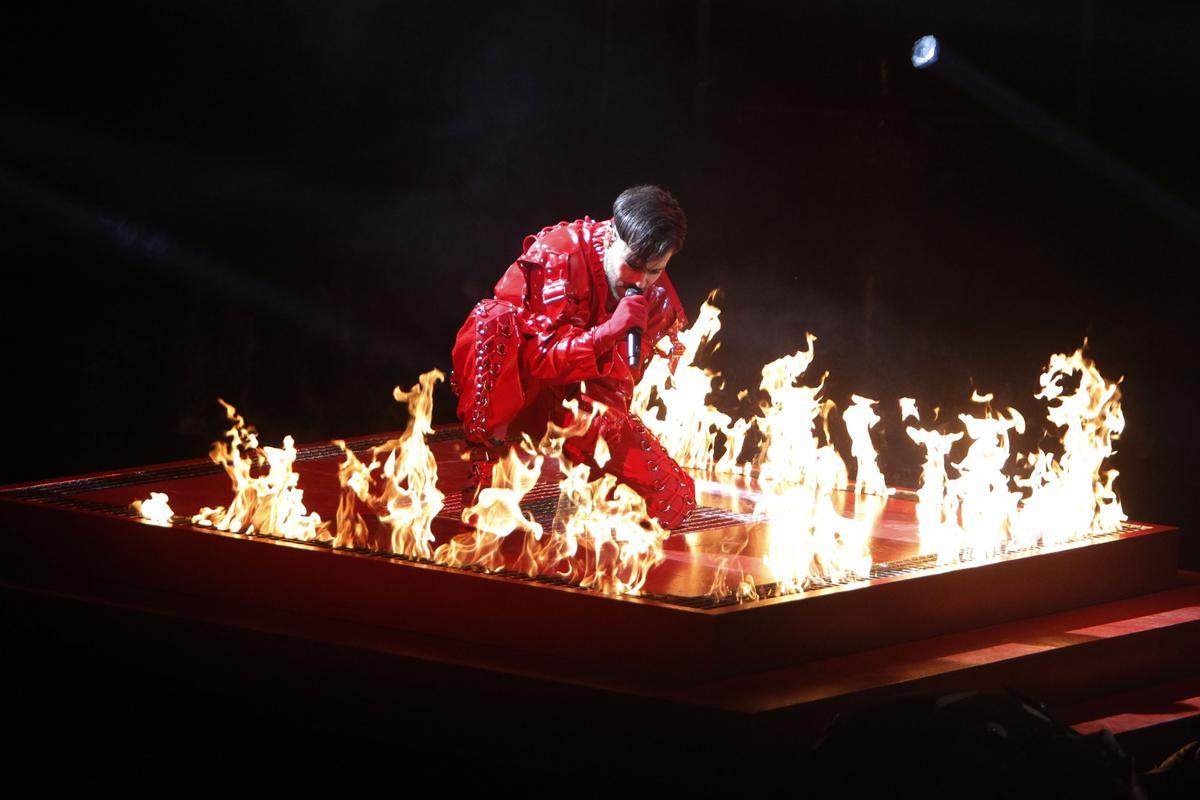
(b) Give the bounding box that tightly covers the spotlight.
[911,35,939,69]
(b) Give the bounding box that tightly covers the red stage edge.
[0,495,1179,683]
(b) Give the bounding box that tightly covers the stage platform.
[1,425,1191,750]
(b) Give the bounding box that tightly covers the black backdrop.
[3,1,1197,561]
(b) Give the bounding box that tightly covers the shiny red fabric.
[451,217,696,528]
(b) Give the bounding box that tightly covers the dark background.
[2,2,1198,786]
[1,1,1196,561]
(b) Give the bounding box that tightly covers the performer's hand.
[593,293,649,352]
[613,292,650,332]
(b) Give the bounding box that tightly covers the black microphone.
[624,286,642,369]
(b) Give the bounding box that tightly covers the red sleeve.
[510,232,618,385]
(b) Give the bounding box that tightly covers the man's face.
[605,234,673,298]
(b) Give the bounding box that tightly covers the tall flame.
[905,420,964,562]
[520,401,670,596]
[327,369,446,558]
[191,400,326,541]
[946,393,1025,559]
[905,345,1126,561]
[631,292,746,472]
[749,334,871,592]
[439,398,669,596]
[1013,345,1126,546]
[513,402,604,582]
[325,442,371,548]
[754,333,833,486]
[436,437,544,570]
[843,394,889,496]
[170,297,1130,605]
[376,370,446,558]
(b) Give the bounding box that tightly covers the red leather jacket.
[453,217,687,444]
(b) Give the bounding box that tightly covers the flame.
[754,333,835,486]
[1012,345,1126,546]
[436,437,544,570]
[327,441,375,549]
[540,469,669,596]
[191,400,326,541]
[593,432,611,469]
[510,403,601,582]
[945,395,1025,558]
[704,527,761,603]
[756,447,871,592]
[736,575,760,602]
[375,371,446,558]
[906,419,965,561]
[438,398,669,596]
[326,370,446,558]
[843,394,889,496]
[437,409,590,575]
[167,296,1128,604]
[748,334,871,592]
[132,492,174,525]
[714,415,754,476]
[707,558,760,604]
[521,401,670,595]
[631,292,748,473]
[905,345,1125,562]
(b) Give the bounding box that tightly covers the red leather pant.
[562,408,697,530]
[466,408,696,530]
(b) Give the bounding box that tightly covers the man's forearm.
[521,326,616,385]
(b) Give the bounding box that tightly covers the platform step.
[682,576,1200,741]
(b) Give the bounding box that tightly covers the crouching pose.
[451,185,696,528]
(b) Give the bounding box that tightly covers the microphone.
[624,286,642,369]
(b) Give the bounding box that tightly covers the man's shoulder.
[524,217,607,258]
[506,217,607,316]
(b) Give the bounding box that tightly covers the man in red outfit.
[451,185,696,528]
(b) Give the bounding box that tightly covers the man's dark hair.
[612,185,687,270]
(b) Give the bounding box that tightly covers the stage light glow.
[912,35,939,68]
